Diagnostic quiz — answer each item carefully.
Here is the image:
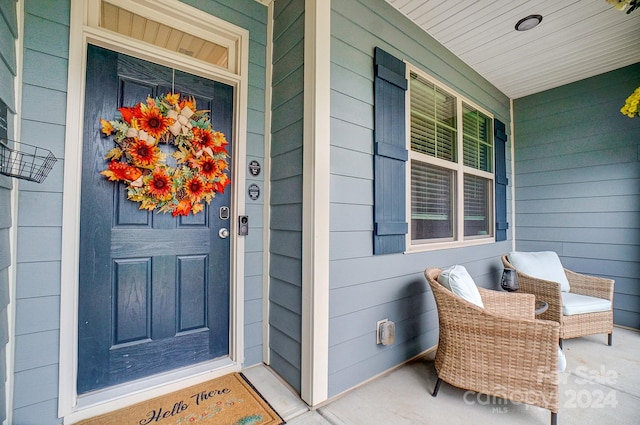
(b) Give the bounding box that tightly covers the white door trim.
[261,1,275,365]
[5,2,25,424]
[58,0,249,421]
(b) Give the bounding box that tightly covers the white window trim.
[404,63,495,253]
[59,0,249,421]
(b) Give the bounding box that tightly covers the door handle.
[218,228,229,239]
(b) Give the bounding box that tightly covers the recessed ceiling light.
[515,14,543,31]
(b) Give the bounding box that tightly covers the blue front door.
[77,45,233,394]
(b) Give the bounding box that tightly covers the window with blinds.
[411,161,455,240]
[463,173,491,237]
[409,68,494,246]
[410,72,457,162]
[463,103,493,172]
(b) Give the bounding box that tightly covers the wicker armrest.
[515,272,563,322]
[565,269,614,301]
[502,255,563,322]
[483,315,560,410]
[478,287,535,319]
[485,314,560,374]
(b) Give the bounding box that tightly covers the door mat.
[75,373,285,425]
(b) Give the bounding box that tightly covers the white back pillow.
[508,251,571,292]
[438,265,484,308]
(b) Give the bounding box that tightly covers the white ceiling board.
[386,0,640,98]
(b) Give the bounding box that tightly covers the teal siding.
[327,0,511,397]
[0,0,17,109]
[269,0,304,393]
[13,0,69,421]
[513,62,640,330]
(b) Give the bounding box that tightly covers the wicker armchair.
[425,268,560,425]
[502,255,614,348]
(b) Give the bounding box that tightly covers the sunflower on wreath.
[99,92,231,216]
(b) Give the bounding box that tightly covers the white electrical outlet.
[376,319,388,344]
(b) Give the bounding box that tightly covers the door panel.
[177,255,207,332]
[78,45,233,394]
[113,258,151,345]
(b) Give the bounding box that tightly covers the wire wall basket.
[0,140,57,183]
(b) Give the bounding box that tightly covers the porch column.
[301,0,331,407]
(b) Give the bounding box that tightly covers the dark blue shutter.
[373,47,408,254]
[494,119,509,241]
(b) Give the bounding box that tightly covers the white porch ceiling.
[385,0,640,99]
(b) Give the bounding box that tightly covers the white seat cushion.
[508,251,571,292]
[558,347,567,372]
[438,265,484,308]
[561,292,611,316]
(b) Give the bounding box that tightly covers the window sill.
[405,236,495,254]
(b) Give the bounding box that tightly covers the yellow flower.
[621,86,640,118]
[607,0,632,10]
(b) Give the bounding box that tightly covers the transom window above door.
[100,2,229,68]
[86,0,244,74]
[408,69,495,248]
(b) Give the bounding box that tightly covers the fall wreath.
[100,93,230,216]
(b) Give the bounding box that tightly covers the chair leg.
[551,412,557,425]
[559,338,563,349]
[608,333,613,346]
[432,377,442,397]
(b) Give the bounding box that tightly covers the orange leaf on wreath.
[179,97,196,112]
[172,199,192,217]
[101,161,143,182]
[211,131,229,150]
[118,105,141,124]
[100,119,114,136]
[213,178,230,194]
[165,93,180,105]
[191,202,205,215]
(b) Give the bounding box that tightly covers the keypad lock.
[219,206,230,220]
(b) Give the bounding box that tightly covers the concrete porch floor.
[243,326,640,425]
